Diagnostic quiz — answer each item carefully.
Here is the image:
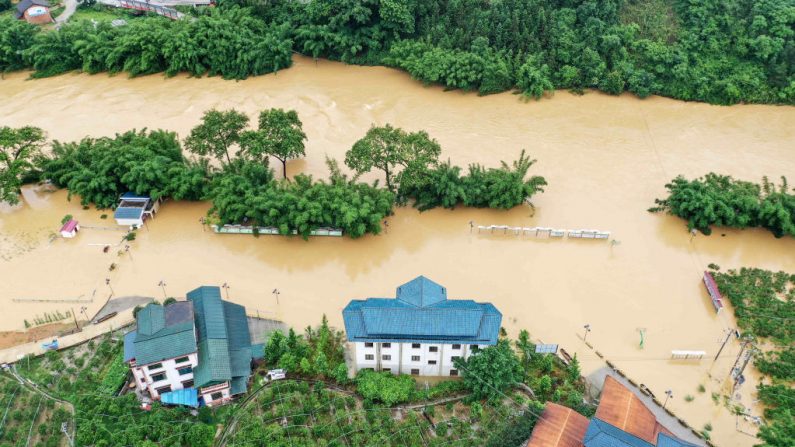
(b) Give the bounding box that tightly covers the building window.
[412,343,420,349]
[364,342,374,348]
[452,344,461,350]
[365,354,374,361]
[450,369,459,377]
[382,368,391,373]
[150,373,166,382]
[428,360,437,365]
[175,356,190,364]
[182,380,194,389]
[362,368,374,371]
[382,355,391,361]
[147,363,163,371]
[210,392,223,401]
[411,369,419,375]
[471,345,480,352]
[411,356,420,362]
[429,346,438,353]
[178,366,193,376]
[155,385,171,395]
[381,343,391,348]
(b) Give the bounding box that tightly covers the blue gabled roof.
[656,433,698,447]
[584,419,655,447]
[114,207,145,220]
[343,276,501,345]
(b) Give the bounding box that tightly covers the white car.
[266,369,286,381]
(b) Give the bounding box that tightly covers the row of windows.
[364,354,461,364]
[154,379,193,395]
[364,343,472,352]
[146,356,191,372]
[149,366,192,383]
[365,368,459,377]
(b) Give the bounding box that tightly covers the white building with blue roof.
[342,276,502,377]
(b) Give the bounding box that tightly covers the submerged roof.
[120,192,151,201]
[527,402,590,447]
[188,286,254,393]
[60,219,78,232]
[129,302,197,365]
[114,206,145,220]
[343,276,501,344]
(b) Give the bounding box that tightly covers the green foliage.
[240,108,307,178]
[484,401,544,447]
[712,267,794,447]
[39,128,207,208]
[0,16,37,72]
[355,370,415,406]
[455,339,523,401]
[208,158,395,238]
[185,108,250,166]
[264,315,347,379]
[650,174,795,238]
[346,123,442,192]
[0,126,46,205]
[97,352,128,395]
[12,8,292,79]
[163,297,177,305]
[400,151,547,211]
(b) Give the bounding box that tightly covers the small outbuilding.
[60,219,79,238]
[15,0,54,25]
[113,192,161,227]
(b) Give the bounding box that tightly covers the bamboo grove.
[2,109,547,238]
[1,0,793,105]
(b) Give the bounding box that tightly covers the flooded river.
[2,57,795,446]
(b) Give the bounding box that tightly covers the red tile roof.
[60,219,78,232]
[526,403,589,447]
[595,376,672,444]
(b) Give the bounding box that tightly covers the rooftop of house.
[526,377,698,447]
[595,376,674,444]
[124,301,196,365]
[342,276,501,345]
[124,286,261,395]
[526,402,590,447]
[15,0,50,18]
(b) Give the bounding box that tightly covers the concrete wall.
[131,352,198,399]
[353,342,486,377]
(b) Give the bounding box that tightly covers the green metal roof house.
[124,286,261,407]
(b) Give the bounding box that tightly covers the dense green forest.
[1,0,793,104]
[711,267,794,447]
[649,173,795,238]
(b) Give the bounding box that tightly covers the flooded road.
[2,56,795,447]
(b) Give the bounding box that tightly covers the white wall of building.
[131,352,198,399]
[352,342,486,377]
[199,382,232,407]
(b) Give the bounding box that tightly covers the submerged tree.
[345,124,441,192]
[0,126,46,205]
[241,108,307,179]
[185,109,250,167]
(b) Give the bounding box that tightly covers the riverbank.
[1,56,794,446]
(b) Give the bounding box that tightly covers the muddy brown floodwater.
[1,56,794,446]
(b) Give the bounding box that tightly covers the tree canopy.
[650,173,795,238]
[241,108,307,179]
[0,126,46,205]
[185,108,250,167]
[345,124,442,192]
[454,339,523,401]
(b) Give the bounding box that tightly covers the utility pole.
[733,347,756,392]
[714,329,733,362]
[583,324,592,343]
[158,280,167,299]
[273,289,280,305]
[728,337,752,383]
[70,307,80,331]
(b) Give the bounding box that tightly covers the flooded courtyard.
[1,56,795,447]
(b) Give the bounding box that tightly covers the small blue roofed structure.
[114,192,161,227]
[160,388,199,408]
[343,276,501,345]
